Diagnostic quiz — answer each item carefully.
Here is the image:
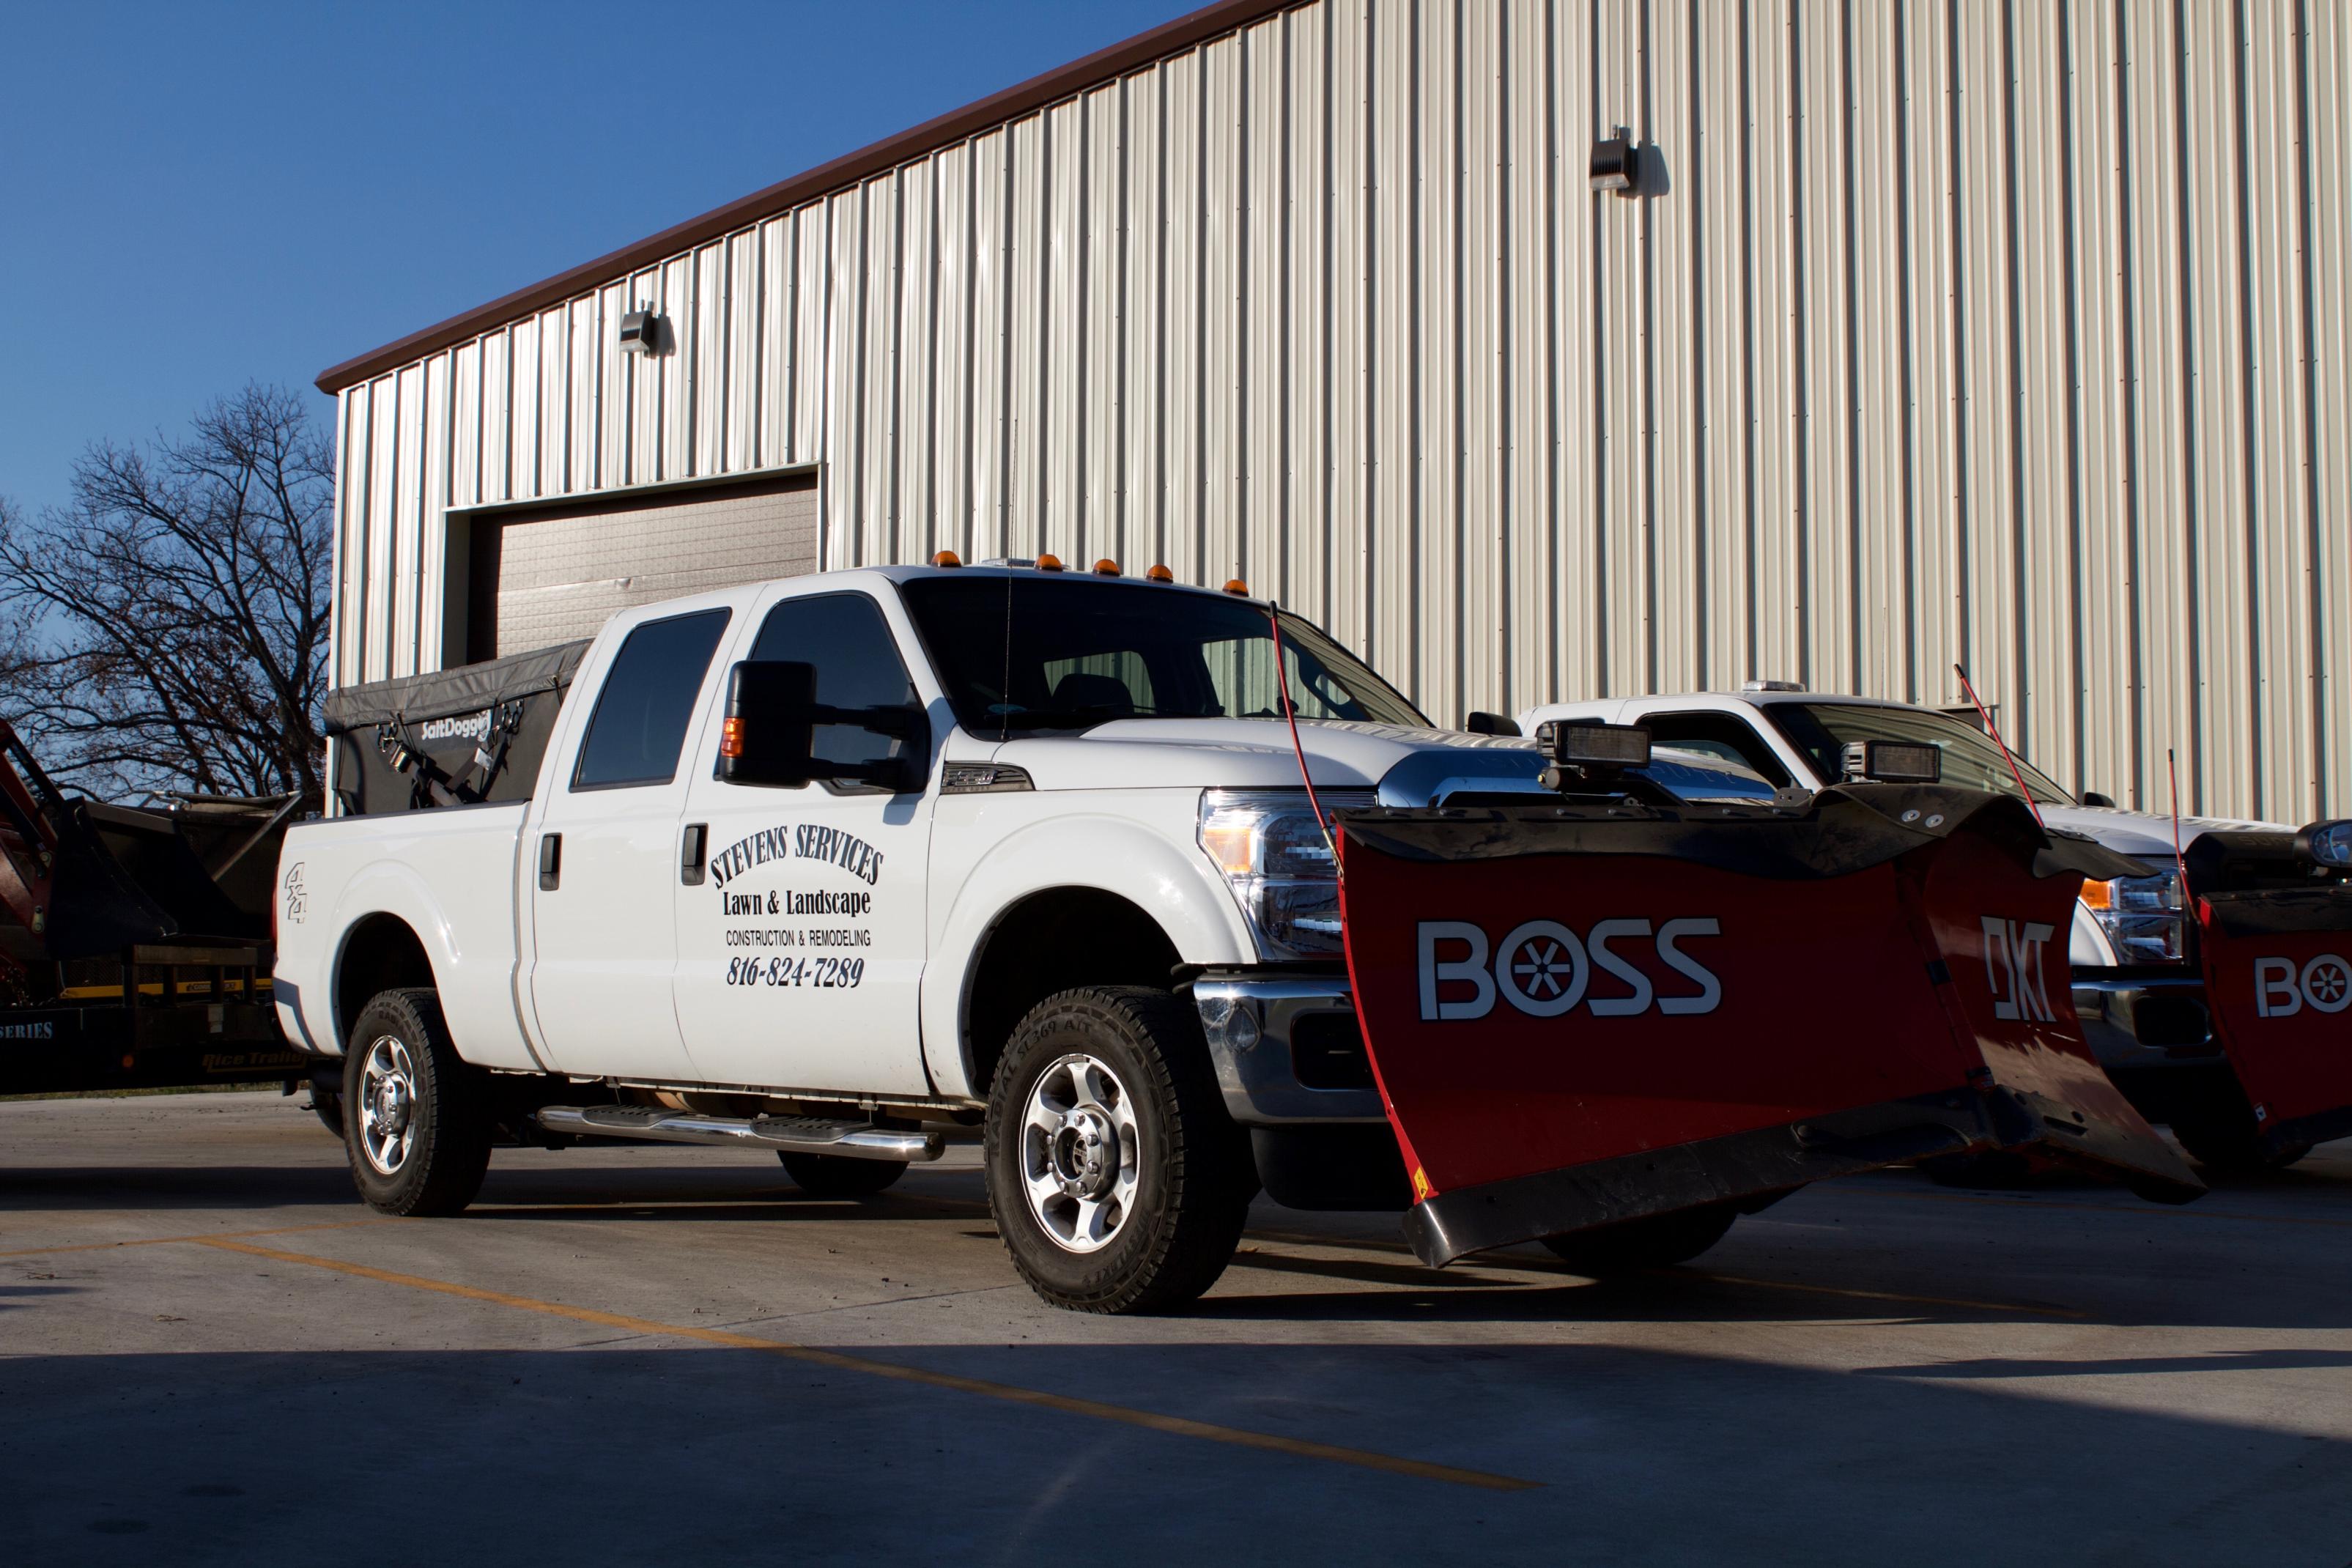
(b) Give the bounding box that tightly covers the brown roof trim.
[317,0,1298,395]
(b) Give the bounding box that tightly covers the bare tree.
[0,385,333,802]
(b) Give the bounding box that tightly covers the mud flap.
[1336,786,2203,1268]
[2194,884,2352,1155]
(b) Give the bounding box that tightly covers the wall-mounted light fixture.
[1590,127,1637,196]
[618,306,662,354]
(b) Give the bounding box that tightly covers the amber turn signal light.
[720,716,747,758]
[1036,552,1065,572]
[1145,564,1174,583]
[1222,578,1249,596]
[932,549,963,567]
[1093,558,1120,575]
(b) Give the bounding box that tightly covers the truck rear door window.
[570,608,732,790]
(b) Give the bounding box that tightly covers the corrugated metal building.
[317,0,2349,823]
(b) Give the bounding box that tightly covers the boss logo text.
[1416,917,1723,1021]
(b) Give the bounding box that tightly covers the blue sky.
[0,0,1187,516]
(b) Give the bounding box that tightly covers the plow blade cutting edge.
[1334,785,2204,1268]
[2191,854,2352,1156]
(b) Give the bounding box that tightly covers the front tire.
[1539,1202,1738,1272]
[342,988,492,1217]
[984,986,1254,1314]
[779,1152,906,1197]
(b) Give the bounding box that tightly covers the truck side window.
[1638,711,1794,788]
[745,593,921,778]
[570,608,733,790]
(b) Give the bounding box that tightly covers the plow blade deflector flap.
[1336,787,2202,1267]
[2194,872,2352,1154]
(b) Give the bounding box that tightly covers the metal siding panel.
[1797,0,1852,695]
[389,366,424,678]
[933,145,976,560]
[2244,0,2314,821]
[969,131,1012,559]
[1325,1,1368,657]
[2123,0,2192,811]
[794,216,829,477]
[1501,0,1551,711]
[1005,114,1048,558]
[1849,0,1906,703]
[2310,0,2352,815]
[1201,33,1245,588]
[1596,0,1643,698]
[1695,0,1754,691]
[660,253,696,483]
[1121,70,1168,574]
[2182,0,2252,815]
[1953,4,2017,730]
[628,267,662,487]
[899,158,939,563]
[1245,17,1288,603]
[596,283,629,489]
[510,315,541,503]
[337,383,369,686]
[1083,84,1128,567]
[2011,4,2074,778]
[1369,0,1416,690]
[420,353,452,672]
[865,175,903,566]
[826,189,865,569]
[1748,0,1804,687]
[1046,97,1087,561]
[1904,0,1962,717]
[725,229,758,476]
[451,339,481,512]
[1552,0,1601,699]
[757,217,791,469]
[1164,51,1205,581]
[1457,0,1502,722]
[480,328,511,504]
[2068,0,2136,802]
[1285,5,1331,631]
[568,296,597,495]
[1647,0,1700,697]
[536,304,567,496]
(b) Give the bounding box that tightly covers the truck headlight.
[2079,868,2187,964]
[1198,789,1371,959]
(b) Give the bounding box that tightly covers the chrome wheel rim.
[357,1035,419,1177]
[1021,1053,1141,1254]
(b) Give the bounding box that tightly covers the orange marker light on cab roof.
[1222,578,1249,596]
[932,549,963,568]
[1036,552,1065,572]
[720,716,747,758]
[1145,564,1175,583]
[1092,558,1120,576]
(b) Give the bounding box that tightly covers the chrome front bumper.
[2071,972,2222,1070]
[1189,974,1386,1125]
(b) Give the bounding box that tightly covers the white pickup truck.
[277,563,1597,1312]
[1520,686,2299,1170]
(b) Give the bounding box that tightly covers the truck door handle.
[538,832,562,891]
[680,823,708,886]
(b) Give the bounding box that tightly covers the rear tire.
[1539,1202,1737,1273]
[984,986,1254,1314]
[341,988,492,1217]
[778,1152,906,1197]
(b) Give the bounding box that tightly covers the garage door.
[462,473,818,662]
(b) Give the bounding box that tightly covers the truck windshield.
[898,575,1428,736]
[1767,703,2076,807]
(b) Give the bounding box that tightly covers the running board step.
[535,1105,942,1162]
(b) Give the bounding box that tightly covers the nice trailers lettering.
[709,824,885,889]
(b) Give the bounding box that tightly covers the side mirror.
[718,661,928,793]
[1840,740,1942,785]
[1464,711,1521,737]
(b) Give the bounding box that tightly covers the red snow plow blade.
[1336,785,2203,1267]
[2188,829,2352,1156]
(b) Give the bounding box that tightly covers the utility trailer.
[0,723,306,1098]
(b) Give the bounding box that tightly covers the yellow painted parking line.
[0,1216,400,1260]
[192,1236,1541,1493]
[1674,1270,2087,1320]
[1851,1186,2352,1230]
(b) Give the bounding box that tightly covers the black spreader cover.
[324,640,588,816]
